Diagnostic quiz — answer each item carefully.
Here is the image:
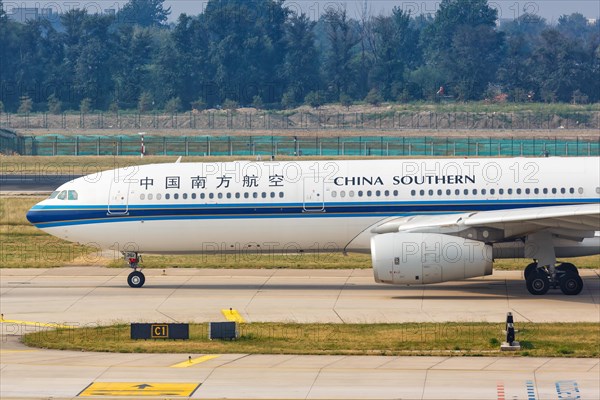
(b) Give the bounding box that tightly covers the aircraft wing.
[372,204,600,242]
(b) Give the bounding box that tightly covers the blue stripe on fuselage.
[26,199,597,228]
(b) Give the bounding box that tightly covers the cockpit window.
[68,190,78,200]
[49,191,59,199]
[57,190,67,200]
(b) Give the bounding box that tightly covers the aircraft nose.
[26,205,41,225]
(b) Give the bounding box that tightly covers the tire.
[526,271,550,295]
[127,271,145,288]
[557,263,578,275]
[559,272,583,295]
[524,262,538,280]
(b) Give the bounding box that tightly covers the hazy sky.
[6,1,600,22]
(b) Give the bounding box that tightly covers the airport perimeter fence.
[4,134,599,157]
[1,109,599,131]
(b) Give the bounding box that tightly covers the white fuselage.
[27,157,600,258]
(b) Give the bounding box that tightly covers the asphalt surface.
[0,174,80,191]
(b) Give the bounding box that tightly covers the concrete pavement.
[1,267,599,399]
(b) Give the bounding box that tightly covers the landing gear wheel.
[524,262,538,280]
[127,271,145,288]
[526,271,550,295]
[557,263,578,275]
[559,272,583,295]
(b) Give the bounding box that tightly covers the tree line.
[0,0,598,114]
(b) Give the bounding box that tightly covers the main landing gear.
[524,262,583,296]
[125,252,145,288]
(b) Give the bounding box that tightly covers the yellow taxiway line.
[0,317,72,329]
[170,355,220,368]
[221,308,245,323]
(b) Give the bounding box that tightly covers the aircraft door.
[303,176,325,211]
[108,181,130,215]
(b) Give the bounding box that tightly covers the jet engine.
[371,232,493,285]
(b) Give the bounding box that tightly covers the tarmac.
[1,267,599,399]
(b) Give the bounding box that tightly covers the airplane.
[26,156,600,295]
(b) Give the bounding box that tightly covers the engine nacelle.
[371,232,493,285]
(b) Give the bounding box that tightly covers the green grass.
[0,196,104,267]
[22,322,600,358]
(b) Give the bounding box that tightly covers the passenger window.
[499,189,504,195]
[200,193,205,199]
[393,190,398,196]
[578,187,583,194]
[279,192,284,198]
[569,188,575,194]
[209,193,214,199]
[375,190,381,197]
[57,190,67,200]
[218,193,223,199]
[516,189,522,194]
[140,194,145,200]
[183,193,188,200]
[165,194,171,200]
[244,192,249,199]
[358,191,363,197]
[367,190,372,196]
[525,188,530,194]
[552,188,557,194]
[560,188,566,194]
[446,189,451,195]
[428,190,434,196]
[349,190,355,197]
[473,189,478,195]
[156,194,162,200]
[340,191,346,198]
[261,192,267,198]
[253,192,258,198]
[148,194,153,200]
[508,189,513,194]
[482,189,487,195]
[463,189,468,195]
[270,192,275,198]
[68,190,78,200]
[411,190,416,196]
[490,189,495,195]
[191,193,196,199]
[226,193,232,199]
[455,189,460,195]
[534,188,539,194]
[543,188,548,194]
[420,190,425,196]
[332,191,337,198]
[235,193,240,199]
[174,194,179,200]
[384,190,390,196]
[437,189,442,195]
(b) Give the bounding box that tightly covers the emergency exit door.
[303,177,324,211]
[108,181,130,215]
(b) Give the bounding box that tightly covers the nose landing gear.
[124,252,145,288]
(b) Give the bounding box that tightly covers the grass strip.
[22,322,599,358]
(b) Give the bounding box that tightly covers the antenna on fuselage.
[175,156,182,164]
